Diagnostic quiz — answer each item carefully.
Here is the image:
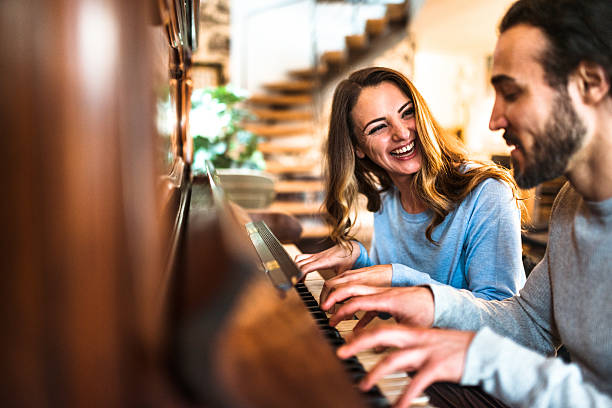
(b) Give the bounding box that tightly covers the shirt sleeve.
[462,327,612,407]
[461,179,526,300]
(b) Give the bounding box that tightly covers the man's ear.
[355,146,365,159]
[574,61,610,104]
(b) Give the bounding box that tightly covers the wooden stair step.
[288,66,328,80]
[345,34,369,53]
[258,142,313,155]
[267,200,322,216]
[275,180,324,194]
[321,50,347,67]
[248,93,313,106]
[386,2,408,24]
[365,17,388,38]
[264,161,318,175]
[300,223,331,239]
[243,123,313,137]
[263,80,316,93]
[250,109,313,121]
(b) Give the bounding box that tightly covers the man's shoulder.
[550,181,577,212]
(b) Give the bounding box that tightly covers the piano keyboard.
[300,271,433,407]
[246,221,432,407]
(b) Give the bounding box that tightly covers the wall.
[230,0,316,92]
[408,0,516,159]
[229,0,394,93]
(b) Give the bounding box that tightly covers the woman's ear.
[574,61,610,104]
[355,146,365,159]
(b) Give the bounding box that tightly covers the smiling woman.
[295,66,527,301]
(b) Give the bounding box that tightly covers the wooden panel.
[166,188,369,408]
[1,0,164,406]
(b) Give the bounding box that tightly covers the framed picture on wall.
[192,62,226,88]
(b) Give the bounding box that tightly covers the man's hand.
[337,325,475,408]
[319,264,392,306]
[294,242,360,276]
[322,286,435,329]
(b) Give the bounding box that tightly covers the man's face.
[489,24,587,189]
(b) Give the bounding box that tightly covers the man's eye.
[368,124,386,135]
[500,87,521,102]
[503,92,519,102]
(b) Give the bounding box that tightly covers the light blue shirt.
[353,177,525,300]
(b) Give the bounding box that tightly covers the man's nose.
[489,98,508,131]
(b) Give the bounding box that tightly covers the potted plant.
[190,85,275,208]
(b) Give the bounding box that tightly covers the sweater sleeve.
[430,253,559,355]
[352,241,374,269]
[462,327,612,407]
[391,264,447,287]
[460,179,526,300]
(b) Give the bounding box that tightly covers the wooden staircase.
[245,1,410,247]
[245,74,326,241]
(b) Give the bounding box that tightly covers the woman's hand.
[337,325,475,408]
[319,265,392,306]
[294,241,361,276]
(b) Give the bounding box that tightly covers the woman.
[295,67,525,301]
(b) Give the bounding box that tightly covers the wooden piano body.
[0,1,399,406]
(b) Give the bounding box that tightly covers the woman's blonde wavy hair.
[324,67,522,249]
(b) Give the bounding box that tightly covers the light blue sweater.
[353,177,525,300]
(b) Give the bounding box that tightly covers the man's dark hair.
[500,0,612,91]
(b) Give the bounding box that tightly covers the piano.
[1,1,432,406]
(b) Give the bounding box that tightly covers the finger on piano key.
[298,256,432,407]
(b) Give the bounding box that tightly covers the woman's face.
[351,81,422,182]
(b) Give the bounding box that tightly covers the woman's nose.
[391,123,411,141]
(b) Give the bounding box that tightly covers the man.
[323,1,612,407]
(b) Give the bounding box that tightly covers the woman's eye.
[401,106,415,118]
[368,124,386,135]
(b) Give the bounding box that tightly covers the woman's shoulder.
[464,180,516,219]
[459,163,515,203]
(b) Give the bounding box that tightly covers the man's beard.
[511,91,587,189]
